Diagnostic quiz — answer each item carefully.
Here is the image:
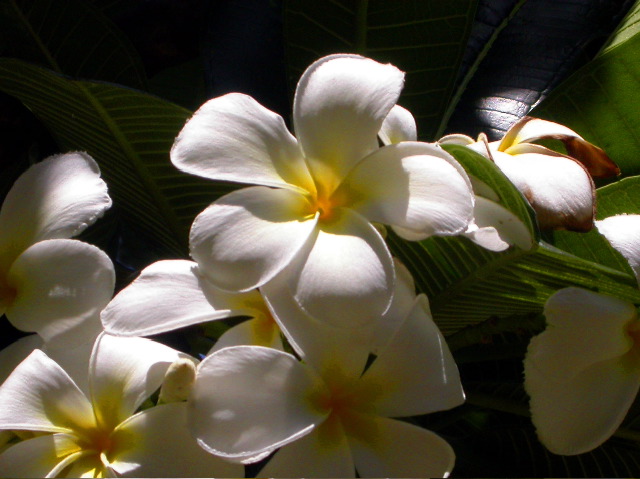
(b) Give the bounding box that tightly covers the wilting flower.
[440,117,619,232]
[188,290,464,477]
[171,54,474,327]
[0,333,242,478]
[524,214,640,454]
[101,259,282,351]
[0,153,114,345]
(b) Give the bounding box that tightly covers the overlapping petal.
[0,152,111,269]
[6,239,114,345]
[0,334,42,385]
[0,349,95,433]
[294,54,404,193]
[89,333,190,431]
[171,92,313,192]
[349,416,455,478]
[596,214,640,285]
[0,433,81,478]
[342,142,474,239]
[190,186,318,292]
[361,295,464,417]
[378,104,417,145]
[282,207,395,327]
[110,402,242,477]
[209,315,283,353]
[188,345,328,463]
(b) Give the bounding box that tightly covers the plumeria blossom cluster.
[0,52,631,477]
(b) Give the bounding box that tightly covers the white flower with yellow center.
[0,333,242,478]
[188,290,464,477]
[0,152,114,345]
[171,54,474,327]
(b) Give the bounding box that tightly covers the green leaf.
[389,233,640,336]
[0,0,147,88]
[599,0,640,55]
[0,58,235,257]
[532,25,640,179]
[283,0,477,140]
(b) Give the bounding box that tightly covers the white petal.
[0,349,95,433]
[44,340,96,397]
[525,353,640,455]
[109,402,243,477]
[597,215,640,285]
[350,416,455,478]
[188,345,328,462]
[171,93,314,192]
[438,133,475,146]
[0,334,42,386]
[294,54,404,192]
[89,333,190,430]
[361,295,464,417]
[190,186,318,292]
[101,260,238,336]
[209,316,283,353]
[0,433,81,478]
[343,142,474,239]
[464,196,534,251]
[0,152,111,270]
[285,207,395,327]
[492,147,595,231]
[378,104,417,145]
[6,239,114,345]
[259,425,355,478]
[262,273,372,377]
[528,288,637,381]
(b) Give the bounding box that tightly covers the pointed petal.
[171,93,313,192]
[361,295,464,417]
[89,333,190,430]
[101,260,238,336]
[6,239,114,345]
[0,349,94,433]
[492,147,595,231]
[190,186,318,292]
[188,345,328,462]
[597,215,640,285]
[378,104,417,145]
[260,425,355,478]
[0,152,111,270]
[501,117,619,178]
[294,54,404,192]
[0,433,81,478]
[525,353,640,455]
[109,402,243,477]
[285,207,395,327]
[343,142,474,239]
[465,196,534,251]
[0,334,42,386]
[350,416,455,478]
[262,273,372,378]
[209,316,283,353]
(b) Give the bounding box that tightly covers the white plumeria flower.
[381,106,531,251]
[0,333,242,478]
[101,259,282,351]
[0,152,114,345]
[524,214,640,455]
[171,54,474,327]
[441,117,619,232]
[188,291,464,477]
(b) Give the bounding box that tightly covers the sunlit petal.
[378,104,417,144]
[0,433,81,478]
[0,349,94,433]
[6,239,114,346]
[344,142,474,239]
[294,54,404,192]
[171,92,313,192]
[110,402,243,477]
[188,345,328,463]
[361,295,464,417]
[350,416,455,478]
[209,316,283,353]
[596,214,640,285]
[190,186,318,292]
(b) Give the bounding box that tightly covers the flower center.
[77,427,115,470]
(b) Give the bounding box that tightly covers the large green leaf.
[0,0,146,88]
[283,0,477,140]
[600,0,640,55]
[0,58,235,257]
